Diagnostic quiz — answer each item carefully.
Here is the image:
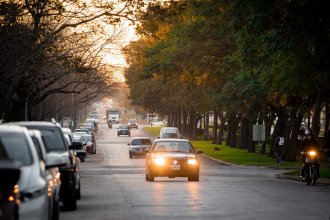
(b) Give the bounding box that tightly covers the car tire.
[76,181,81,200]
[62,188,77,211]
[188,174,199,182]
[129,154,132,158]
[52,197,60,220]
[146,172,154,182]
[80,157,85,162]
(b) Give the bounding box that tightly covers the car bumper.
[148,164,199,177]
[129,149,148,156]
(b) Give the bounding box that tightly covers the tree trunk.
[182,110,187,136]
[212,109,218,144]
[237,116,249,149]
[247,118,256,153]
[204,112,210,140]
[311,92,322,137]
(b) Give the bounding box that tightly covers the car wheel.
[52,197,60,220]
[76,180,81,200]
[146,172,154,182]
[129,154,132,158]
[62,188,77,211]
[80,157,85,162]
[188,174,199,182]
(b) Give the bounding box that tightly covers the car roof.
[0,124,28,133]
[154,138,189,143]
[5,121,59,127]
[131,137,151,140]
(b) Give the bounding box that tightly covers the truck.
[106,108,121,124]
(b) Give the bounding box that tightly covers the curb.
[276,174,330,186]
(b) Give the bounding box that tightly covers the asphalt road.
[61,123,330,220]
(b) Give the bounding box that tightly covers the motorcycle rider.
[299,131,320,178]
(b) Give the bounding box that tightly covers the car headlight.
[188,158,198,165]
[154,157,165,165]
[308,151,317,156]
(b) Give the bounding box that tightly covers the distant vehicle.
[128,137,152,158]
[0,125,64,219]
[107,108,121,124]
[6,122,81,210]
[159,127,181,139]
[117,125,130,137]
[128,119,138,129]
[145,139,203,182]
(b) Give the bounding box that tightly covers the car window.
[119,125,128,129]
[131,139,151,145]
[162,133,178,138]
[40,129,67,151]
[0,133,33,165]
[153,141,193,153]
[31,136,45,161]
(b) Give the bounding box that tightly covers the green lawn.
[142,127,330,178]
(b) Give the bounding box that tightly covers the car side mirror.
[46,154,66,168]
[127,143,131,146]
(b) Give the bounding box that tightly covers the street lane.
[61,123,330,220]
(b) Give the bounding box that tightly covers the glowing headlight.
[154,157,165,165]
[188,159,197,165]
[308,151,316,156]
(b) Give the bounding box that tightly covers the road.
[61,123,330,220]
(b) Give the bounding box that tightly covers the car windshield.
[75,129,89,133]
[119,125,128,129]
[131,139,151,145]
[128,120,136,124]
[153,141,193,153]
[0,133,33,165]
[24,126,67,151]
[81,135,92,142]
[162,133,178,138]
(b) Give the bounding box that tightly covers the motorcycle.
[108,120,112,129]
[300,149,320,186]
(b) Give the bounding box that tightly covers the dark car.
[128,137,152,158]
[117,125,130,137]
[145,139,203,182]
[6,121,80,211]
[128,119,138,129]
[0,161,20,220]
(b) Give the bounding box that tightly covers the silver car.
[29,130,63,220]
[0,125,64,220]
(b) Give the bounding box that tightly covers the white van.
[159,127,181,139]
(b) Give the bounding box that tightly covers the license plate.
[170,165,180,170]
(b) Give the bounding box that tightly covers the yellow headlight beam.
[188,159,197,165]
[308,151,316,156]
[154,158,165,165]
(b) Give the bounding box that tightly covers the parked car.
[128,119,138,129]
[0,160,20,220]
[159,127,181,139]
[128,137,152,158]
[81,134,96,154]
[6,122,81,210]
[29,130,64,220]
[117,125,130,137]
[0,125,64,219]
[145,139,203,182]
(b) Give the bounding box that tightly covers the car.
[159,127,181,139]
[64,129,87,163]
[0,125,64,219]
[6,121,81,210]
[128,137,152,158]
[128,119,138,129]
[117,125,130,136]
[29,129,64,220]
[0,160,20,220]
[81,134,96,154]
[145,139,203,182]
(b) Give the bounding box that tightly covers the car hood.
[151,152,196,159]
